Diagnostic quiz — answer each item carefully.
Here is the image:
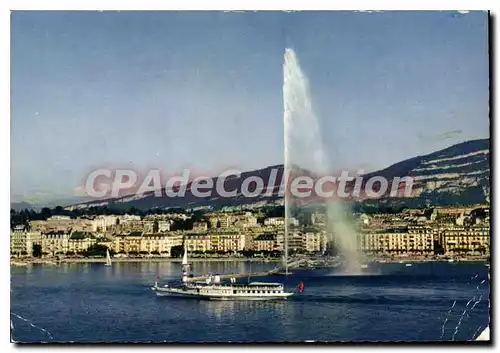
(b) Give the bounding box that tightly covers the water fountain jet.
[283,47,364,275]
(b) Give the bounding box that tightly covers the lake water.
[10,261,490,342]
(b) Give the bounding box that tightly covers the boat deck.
[190,271,274,281]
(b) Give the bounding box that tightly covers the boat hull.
[152,286,293,301]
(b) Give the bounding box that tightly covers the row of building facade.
[11,224,490,257]
[10,226,326,256]
[360,225,490,254]
[11,204,490,257]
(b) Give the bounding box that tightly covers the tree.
[40,207,52,220]
[170,245,184,258]
[83,244,110,257]
[239,249,256,258]
[32,244,42,258]
[476,245,487,255]
[324,242,339,256]
[433,240,445,255]
[127,207,143,216]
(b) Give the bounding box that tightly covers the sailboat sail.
[182,246,188,266]
[105,249,112,266]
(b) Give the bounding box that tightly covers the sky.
[11,11,489,204]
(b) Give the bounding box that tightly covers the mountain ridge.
[69,138,491,211]
[12,138,490,211]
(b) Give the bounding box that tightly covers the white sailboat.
[152,246,300,300]
[104,249,112,267]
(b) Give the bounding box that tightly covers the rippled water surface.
[10,261,490,342]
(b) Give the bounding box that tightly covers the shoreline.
[10,257,281,265]
[10,256,489,266]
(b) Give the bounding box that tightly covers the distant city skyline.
[11,11,489,204]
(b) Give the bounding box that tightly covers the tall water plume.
[283,48,363,274]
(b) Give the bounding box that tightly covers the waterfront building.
[360,228,434,254]
[185,233,212,252]
[275,230,285,251]
[140,233,183,255]
[443,226,490,254]
[113,232,144,253]
[275,230,305,252]
[304,232,323,252]
[209,232,246,252]
[10,225,42,256]
[41,231,71,255]
[407,225,436,251]
[68,232,97,253]
[253,233,277,252]
[112,232,183,255]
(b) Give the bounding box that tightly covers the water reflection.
[199,299,288,325]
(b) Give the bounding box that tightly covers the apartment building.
[253,233,277,252]
[10,225,42,255]
[360,228,434,253]
[41,231,71,255]
[304,232,323,252]
[68,232,97,253]
[185,233,212,252]
[443,226,490,253]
